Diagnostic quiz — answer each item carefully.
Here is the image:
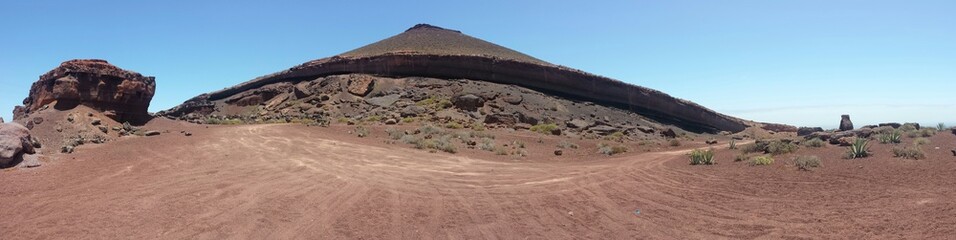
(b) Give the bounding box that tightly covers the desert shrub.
[557,140,579,149]
[470,122,486,131]
[918,128,936,137]
[478,138,496,152]
[689,148,716,165]
[354,126,370,138]
[938,123,946,130]
[401,117,416,123]
[793,155,821,171]
[766,140,799,155]
[511,141,526,149]
[530,123,559,135]
[415,135,457,153]
[494,148,508,155]
[734,153,749,162]
[668,139,681,147]
[400,134,420,145]
[893,145,925,160]
[337,117,350,124]
[728,139,737,150]
[445,122,463,129]
[802,138,826,148]
[598,143,628,156]
[385,128,404,140]
[416,96,452,110]
[418,124,443,135]
[740,142,765,154]
[749,155,774,166]
[364,115,382,122]
[451,131,474,139]
[605,131,625,141]
[900,123,918,132]
[845,138,870,159]
[877,130,902,144]
[913,137,931,146]
[472,131,496,139]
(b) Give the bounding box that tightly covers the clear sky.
[2,0,954,128]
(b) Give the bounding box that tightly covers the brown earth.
[2,120,954,239]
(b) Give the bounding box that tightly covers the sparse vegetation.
[337,117,350,124]
[766,140,799,155]
[530,123,559,135]
[749,155,774,166]
[401,117,416,123]
[913,137,931,146]
[598,143,628,156]
[355,126,369,138]
[416,96,453,110]
[793,155,821,171]
[606,131,625,142]
[689,148,716,165]
[385,127,404,140]
[445,122,463,129]
[893,145,925,160]
[728,139,737,150]
[668,139,681,147]
[478,138,496,151]
[205,117,243,125]
[802,138,826,148]
[557,140,579,149]
[414,135,457,153]
[734,153,749,162]
[877,130,902,144]
[845,138,870,159]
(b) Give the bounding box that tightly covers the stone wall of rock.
[15,59,156,124]
[171,54,748,133]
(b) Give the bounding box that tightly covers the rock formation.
[14,59,156,124]
[163,24,748,133]
[0,123,36,167]
[839,114,853,131]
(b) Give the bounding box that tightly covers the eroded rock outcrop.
[0,123,36,167]
[164,24,748,133]
[15,59,156,124]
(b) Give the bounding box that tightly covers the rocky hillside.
[14,59,156,124]
[163,24,749,133]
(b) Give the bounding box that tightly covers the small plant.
[530,123,559,135]
[802,138,826,148]
[893,145,926,160]
[513,141,526,149]
[355,126,369,138]
[478,138,496,152]
[913,137,931,146]
[401,117,416,123]
[689,148,716,165]
[877,130,902,144]
[734,153,749,162]
[728,139,737,150]
[668,139,681,147]
[385,127,404,140]
[557,140,579,149]
[740,142,765,154]
[938,122,946,130]
[470,122,486,131]
[766,140,799,155]
[364,115,382,122]
[845,138,870,159]
[749,155,774,166]
[598,143,628,156]
[445,122,463,129]
[337,117,350,124]
[793,155,821,171]
[494,148,508,155]
[606,131,626,141]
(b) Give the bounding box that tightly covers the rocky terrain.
[163,24,749,133]
[14,59,155,124]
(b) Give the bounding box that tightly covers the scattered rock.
[384,119,398,125]
[347,75,375,96]
[91,118,102,126]
[661,128,677,138]
[365,94,401,107]
[839,114,853,131]
[502,94,522,105]
[636,126,656,134]
[62,145,75,153]
[400,106,428,117]
[550,128,562,136]
[452,94,484,112]
[184,132,192,136]
[588,125,619,136]
[566,119,592,129]
[706,139,718,145]
[293,83,312,99]
[951,149,955,156]
[797,127,824,136]
[878,122,901,129]
[98,125,109,133]
[1,123,35,167]
[554,149,563,156]
[32,117,43,125]
[144,131,161,136]
[19,154,41,168]
[484,113,517,126]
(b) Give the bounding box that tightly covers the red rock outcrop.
[165,24,748,133]
[15,59,155,124]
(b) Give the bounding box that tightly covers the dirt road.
[2,124,954,239]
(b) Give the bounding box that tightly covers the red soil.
[1,120,954,239]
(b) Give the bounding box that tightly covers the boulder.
[15,59,155,124]
[839,115,853,131]
[566,119,592,129]
[952,149,955,156]
[501,94,523,105]
[878,123,901,129]
[588,125,619,136]
[347,75,375,96]
[661,128,677,138]
[400,106,427,117]
[903,122,921,130]
[293,83,312,99]
[0,123,35,167]
[452,94,484,112]
[797,127,824,136]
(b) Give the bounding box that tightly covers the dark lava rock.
[400,106,427,117]
[661,128,677,138]
[589,125,619,136]
[566,119,592,129]
[484,113,517,126]
[839,114,853,131]
[452,94,484,112]
[879,123,901,129]
[554,149,563,156]
[144,131,161,136]
[798,127,824,136]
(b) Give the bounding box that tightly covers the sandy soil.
[2,121,955,239]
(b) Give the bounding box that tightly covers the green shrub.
[802,138,826,148]
[530,123,559,135]
[766,140,799,155]
[793,155,821,171]
[893,145,925,160]
[913,137,931,146]
[557,140,579,149]
[418,124,443,135]
[598,143,628,156]
[877,130,902,144]
[845,138,870,159]
[749,155,774,166]
[689,148,716,165]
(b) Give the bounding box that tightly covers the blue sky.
[1,0,954,128]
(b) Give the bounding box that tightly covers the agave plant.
[938,122,946,130]
[689,148,716,165]
[728,139,737,150]
[878,130,902,144]
[846,138,870,159]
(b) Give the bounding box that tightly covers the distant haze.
[2,1,953,128]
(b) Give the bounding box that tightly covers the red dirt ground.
[2,120,955,239]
